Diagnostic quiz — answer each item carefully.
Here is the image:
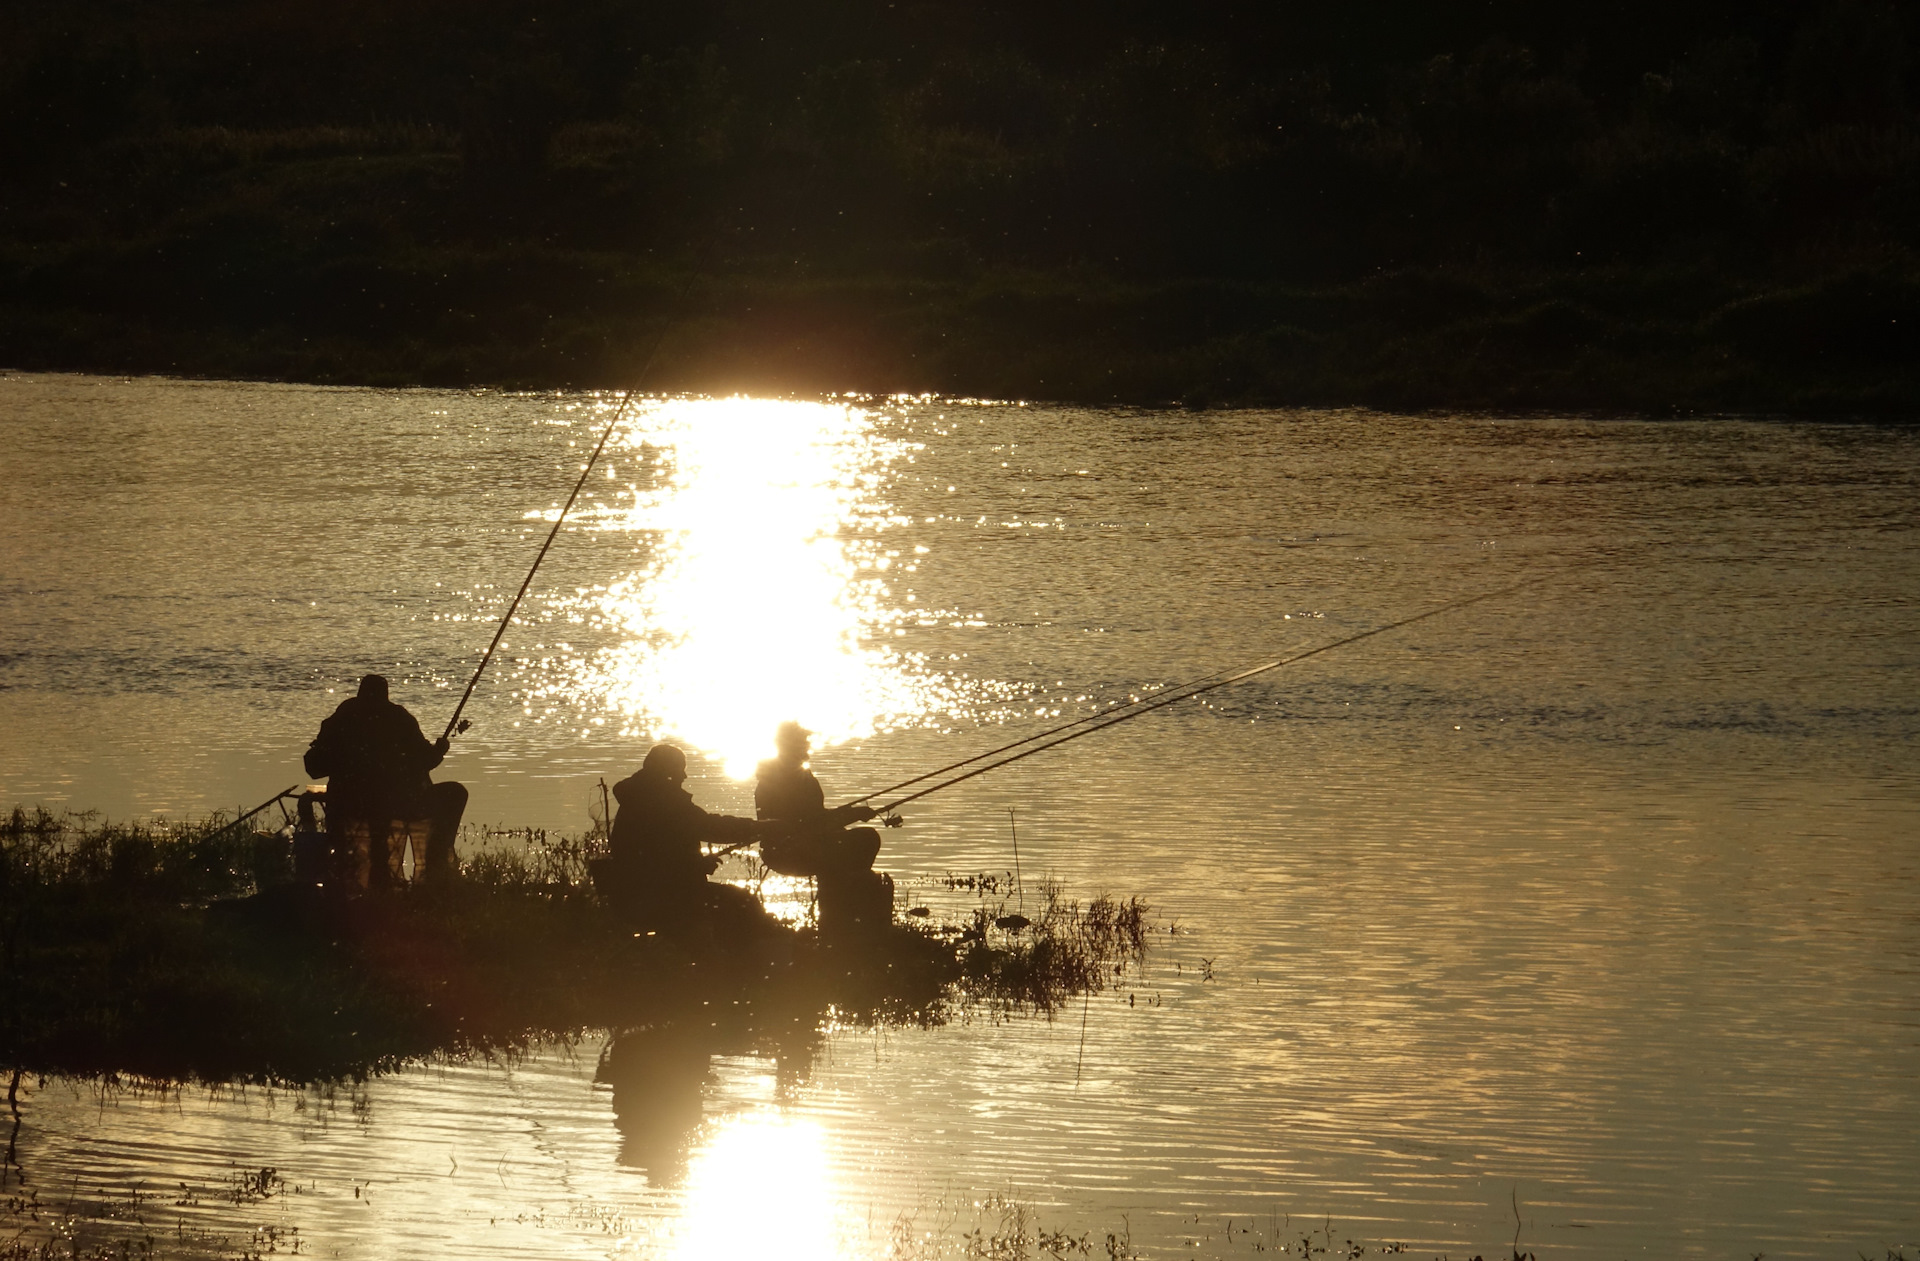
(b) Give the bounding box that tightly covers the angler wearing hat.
[604,742,767,930]
[754,721,891,936]
[304,673,468,889]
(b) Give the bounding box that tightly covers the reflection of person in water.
[599,1028,710,1187]
[304,673,467,888]
[599,1021,823,1185]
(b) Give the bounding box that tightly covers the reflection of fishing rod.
[867,582,1522,813]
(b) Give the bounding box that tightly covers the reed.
[950,881,1152,1016]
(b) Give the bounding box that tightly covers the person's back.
[752,722,890,938]
[606,743,760,929]
[304,673,466,888]
[754,720,830,824]
[611,758,715,882]
[305,676,440,813]
[754,757,825,823]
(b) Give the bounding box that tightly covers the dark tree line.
[1,0,1916,407]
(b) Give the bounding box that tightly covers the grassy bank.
[8,244,1919,413]
[5,0,1919,413]
[0,807,1152,1085]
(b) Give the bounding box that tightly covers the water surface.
[1,373,1916,1258]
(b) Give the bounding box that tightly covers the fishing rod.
[439,296,693,744]
[214,384,647,837]
[438,390,639,743]
[868,581,1522,813]
[204,784,304,844]
[843,662,1248,806]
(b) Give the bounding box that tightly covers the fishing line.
[868,581,1521,812]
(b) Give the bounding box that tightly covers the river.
[1,372,1915,1259]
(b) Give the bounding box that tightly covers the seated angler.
[754,722,892,937]
[304,673,468,889]
[604,743,768,933]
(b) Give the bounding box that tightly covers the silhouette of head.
[642,743,688,782]
[774,721,811,762]
[358,674,390,702]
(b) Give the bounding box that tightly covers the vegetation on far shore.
[3,0,1919,412]
[0,806,1151,1086]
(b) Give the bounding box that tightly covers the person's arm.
[695,806,761,845]
[303,736,332,780]
[687,803,767,876]
[403,710,447,771]
[303,713,338,779]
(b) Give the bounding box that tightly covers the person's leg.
[401,820,432,886]
[765,823,881,879]
[425,781,468,883]
[337,818,372,892]
[817,867,893,940]
[374,821,408,889]
[759,824,824,878]
[838,826,881,870]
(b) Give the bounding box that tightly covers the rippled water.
[2,373,1917,1259]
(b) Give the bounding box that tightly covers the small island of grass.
[0,807,1152,1087]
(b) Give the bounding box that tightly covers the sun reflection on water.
[673,1114,836,1261]
[542,397,964,777]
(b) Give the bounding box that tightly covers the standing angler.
[304,673,468,888]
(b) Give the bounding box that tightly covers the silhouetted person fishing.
[304,674,467,889]
[601,742,767,935]
[755,721,892,938]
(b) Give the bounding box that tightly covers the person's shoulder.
[754,758,782,779]
[368,698,424,728]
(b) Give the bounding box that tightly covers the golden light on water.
[543,397,966,777]
[672,1114,836,1261]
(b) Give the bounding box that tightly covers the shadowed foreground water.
[1,373,1916,1258]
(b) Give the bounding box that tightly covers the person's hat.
[775,721,812,744]
[642,743,688,777]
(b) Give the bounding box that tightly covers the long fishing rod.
[205,784,303,844]
[844,662,1248,806]
[718,613,1255,845]
[439,299,692,744]
[869,582,1521,813]
[438,391,638,743]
